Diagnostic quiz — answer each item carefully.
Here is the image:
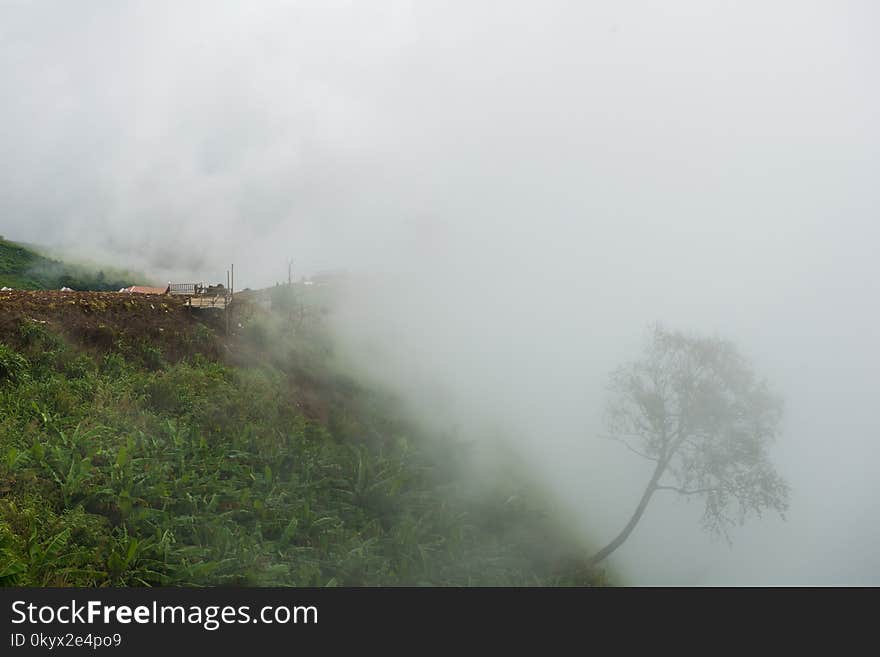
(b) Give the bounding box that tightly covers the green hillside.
[0,273,605,586]
[0,237,141,291]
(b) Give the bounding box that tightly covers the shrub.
[0,343,29,384]
[139,342,164,371]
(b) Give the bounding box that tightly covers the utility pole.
[225,269,230,336]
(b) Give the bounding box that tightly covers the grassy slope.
[0,285,605,586]
[0,238,141,291]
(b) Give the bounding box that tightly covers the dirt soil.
[0,289,336,425]
[0,290,226,360]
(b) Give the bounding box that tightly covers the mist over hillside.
[0,237,144,291]
[2,2,879,584]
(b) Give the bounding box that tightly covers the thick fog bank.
[2,1,878,583]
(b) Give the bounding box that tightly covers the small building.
[119,285,171,295]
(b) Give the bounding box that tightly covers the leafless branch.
[654,484,717,496]
[598,434,659,462]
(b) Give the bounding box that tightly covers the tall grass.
[0,319,599,586]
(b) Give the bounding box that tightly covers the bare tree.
[587,325,789,566]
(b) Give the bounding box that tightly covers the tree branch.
[599,434,658,462]
[654,484,717,496]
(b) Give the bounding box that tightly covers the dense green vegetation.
[0,237,140,291]
[0,293,600,586]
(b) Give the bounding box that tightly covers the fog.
[2,1,878,584]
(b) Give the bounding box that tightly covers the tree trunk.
[585,456,668,566]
